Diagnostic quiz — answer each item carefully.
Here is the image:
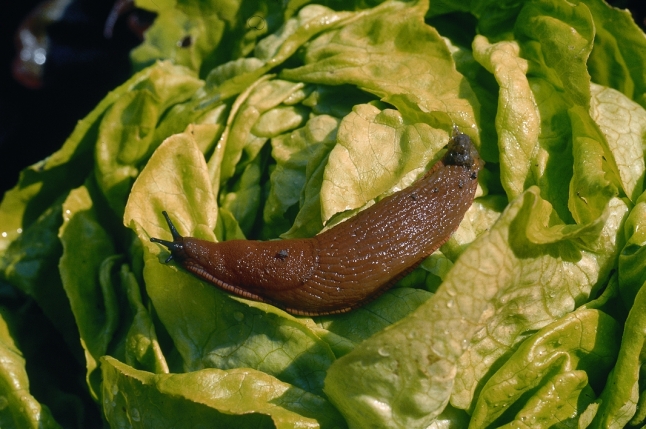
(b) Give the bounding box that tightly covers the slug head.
[150,211,187,263]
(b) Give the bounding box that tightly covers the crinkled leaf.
[218,79,306,184]
[321,104,449,223]
[263,114,339,237]
[470,0,623,231]
[193,5,357,115]
[282,0,479,137]
[589,83,646,203]
[568,105,620,225]
[59,183,118,400]
[0,310,63,429]
[469,308,621,428]
[95,62,203,215]
[516,0,594,108]
[101,356,346,429]
[590,279,646,428]
[619,190,646,307]
[442,28,500,164]
[472,35,540,200]
[0,202,79,358]
[451,195,626,412]
[198,5,362,195]
[130,10,227,76]
[585,0,646,108]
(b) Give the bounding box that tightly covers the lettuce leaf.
[470,308,621,428]
[1,0,646,428]
[590,278,646,428]
[0,310,62,429]
[101,355,346,429]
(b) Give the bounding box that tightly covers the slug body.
[151,132,483,316]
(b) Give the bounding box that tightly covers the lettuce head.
[1,0,645,427]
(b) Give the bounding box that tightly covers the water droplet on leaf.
[131,408,141,422]
[378,347,390,357]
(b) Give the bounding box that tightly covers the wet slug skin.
[151,130,483,316]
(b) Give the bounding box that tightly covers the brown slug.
[151,130,483,316]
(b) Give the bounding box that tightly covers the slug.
[151,130,483,316]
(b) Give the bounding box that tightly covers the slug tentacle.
[161,210,183,241]
[150,131,483,316]
[150,210,186,263]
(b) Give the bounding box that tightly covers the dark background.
[0,0,143,194]
[1,0,645,195]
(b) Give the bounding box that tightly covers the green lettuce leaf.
[472,35,540,200]
[58,183,118,400]
[450,197,626,414]
[589,279,646,428]
[1,0,646,427]
[585,0,646,108]
[321,104,450,223]
[589,83,646,203]
[95,63,203,216]
[101,355,346,429]
[0,202,80,359]
[282,0,480,137]
[0,310,62,429]
[217,79,306,184]
[619,190,646,308]
[263,114,340,238]
[469,308,621,428]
